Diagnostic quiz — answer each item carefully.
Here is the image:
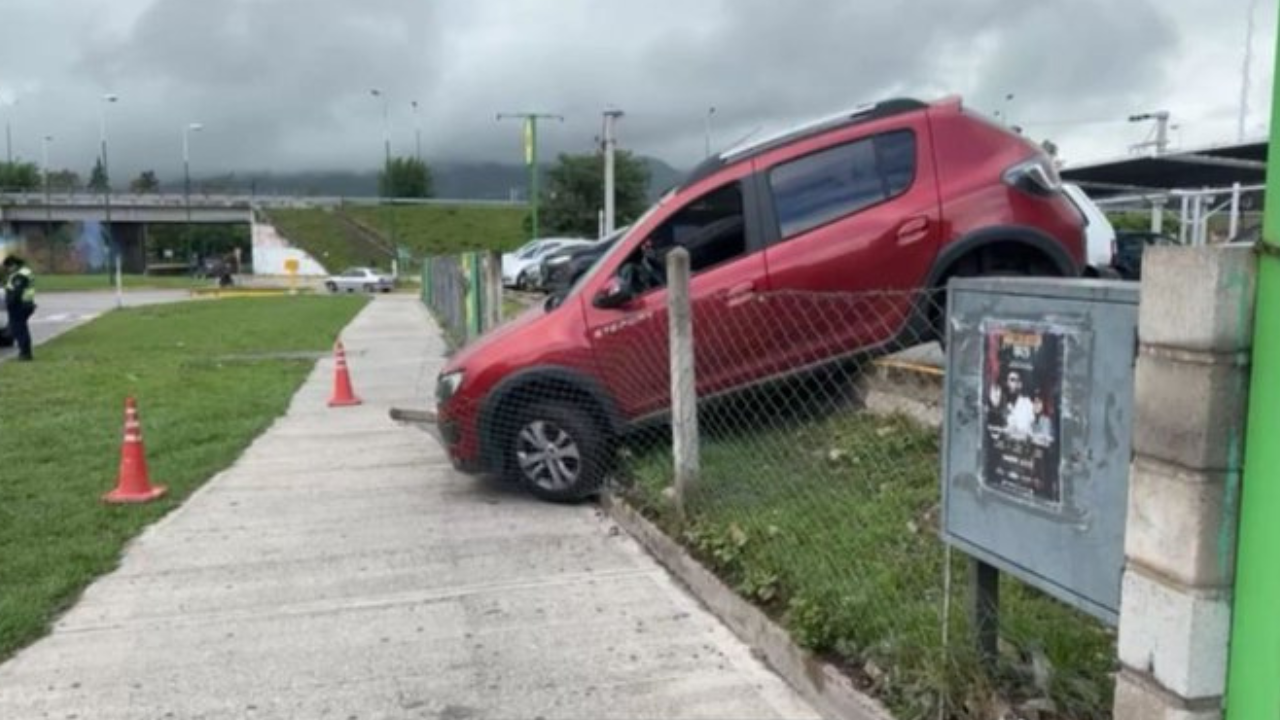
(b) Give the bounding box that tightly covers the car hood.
[442,300,548,373]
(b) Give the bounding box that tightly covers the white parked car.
[325,267,394,294]
[1062,183,1118,275]
[502,238,591,290]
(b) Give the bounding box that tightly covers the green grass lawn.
[266,207,392,274]
[623,407,1115,720]
[0,295,367,662]
[267,204,528,275]
[343,204,528,259]
[39,274,212,293]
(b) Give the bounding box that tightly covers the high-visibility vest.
[5,266,35,304]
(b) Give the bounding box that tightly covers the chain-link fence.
[446,253,1117,719]
[422,253,479,346]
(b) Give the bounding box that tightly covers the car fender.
[475,365,625,471]
[925,224,1081,288]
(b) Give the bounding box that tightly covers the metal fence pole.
[484,250,503,331]
[666,248,698,519]
[1225,9,1280,714]
[468,251,483,339]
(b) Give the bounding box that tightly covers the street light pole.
[411,100,422,163]
[3,97,16,167]
[497,112,564,241]
[704,106,716,157]
[370,88,397,259]
[183,122,203,265]
[41,134,52,243]
[99,93,118,293]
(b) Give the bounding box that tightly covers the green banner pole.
[1224,8,1280,717]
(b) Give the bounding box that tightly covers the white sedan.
[325,267,394,294]
[502,238,591,290]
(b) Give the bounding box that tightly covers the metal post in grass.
[1224,8,1280,715]
[667,247,698,519]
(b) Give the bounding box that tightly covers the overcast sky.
[0,0,1275,181]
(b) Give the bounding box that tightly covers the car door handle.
[896,216,931,245]
[726,281,757,307]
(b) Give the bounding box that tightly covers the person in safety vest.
[3,255,36,361]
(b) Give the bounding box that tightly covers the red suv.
[433,96,1085,501]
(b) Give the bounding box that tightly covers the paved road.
[2,289,188,357]
[0,295,818,720]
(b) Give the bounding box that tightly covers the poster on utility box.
[980,321,1066,508]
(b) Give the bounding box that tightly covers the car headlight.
[436,371,465,403]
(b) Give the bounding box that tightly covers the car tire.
[325,281,338,293]
[507,401,608,503]
[516,271,532,292]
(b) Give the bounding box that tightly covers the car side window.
[616,182,747,294]
[769,130,917,239]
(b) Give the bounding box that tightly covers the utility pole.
[1128,110,1171,156]
[1240,0,1260,142]
[497,112,564,241]
[602,109,624,236]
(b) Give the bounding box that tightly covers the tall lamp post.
[704,106,716,158]
[41,134,52,243]
[370,88,396,259]
[2,97,17,167]
[410,100,422,163]
[497,112,563,241]
[99,93,120,298]
[183,122,203,264]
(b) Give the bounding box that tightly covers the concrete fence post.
[1113,246,1256,720]
[666,248,698,519]
[484,250,504,331]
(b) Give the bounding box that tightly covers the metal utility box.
[941,277,1139,625]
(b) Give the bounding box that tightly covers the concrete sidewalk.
[0,295,818,720]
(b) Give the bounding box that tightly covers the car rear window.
[769,130,917,239]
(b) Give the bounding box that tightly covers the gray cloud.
[0,0,1267,181]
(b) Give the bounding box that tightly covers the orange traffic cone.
[328,340,362,407]
[103,397,167,504]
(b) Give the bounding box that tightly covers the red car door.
[757,118,941,370]
[582,173,769,419]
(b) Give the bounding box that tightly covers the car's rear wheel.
[507,402,607,502]
[325,281,338,293]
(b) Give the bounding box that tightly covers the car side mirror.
[592,277,635,310]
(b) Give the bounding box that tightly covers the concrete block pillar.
[1115,246,1256,719]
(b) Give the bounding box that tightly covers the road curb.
[600,493,898,720]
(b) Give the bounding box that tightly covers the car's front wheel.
[516,271,532,292]
[507,402,608,502]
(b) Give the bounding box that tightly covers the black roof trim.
[677,98,929,191]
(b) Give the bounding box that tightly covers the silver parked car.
[325,267,394,294]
